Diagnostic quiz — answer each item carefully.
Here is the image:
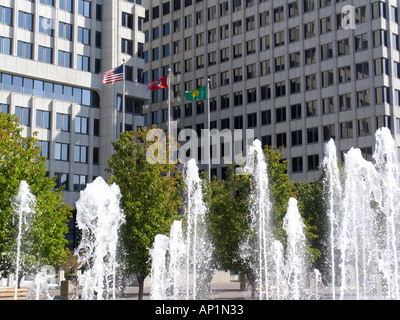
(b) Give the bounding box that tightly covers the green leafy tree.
[106,127,183,300]
[0,113,71,286]
[204,165,250,273]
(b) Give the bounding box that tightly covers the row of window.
[1,104,100,135]
[147,0,387,22]
[0,73,99,107]
[55,172,90,192]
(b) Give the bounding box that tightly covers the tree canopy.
[106,127,183,299]
[0,113,71,283]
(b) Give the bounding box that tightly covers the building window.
[292,157,303,173]
[18,11,33,31]
[55,173,68,190]
[59,22,73,41]
[73,174,87,191]
[305,74,317,91]
[56,113,70,131]
[320,16,332,34]
[291,130,303,146]
[304,21,316,39]
[375,86,391,104]
[307,127,319,143]
[373,29,388,47]
[355,33,368,52]
[321,70,334,87]
[55,142,69,161]
[39,17,53,36]
[323,124,336,141]
[15,106,30,126]
[338,66,351,83]
[339,93,352,111]
[374,58,389,75]
[274,30,285,47]
[322,97,335,114]
[77,55,90,71]
[358,118,371,136]
[17,41,32,60]
[75,116,89,134]
[0,5,13,26]
[0,36,11,55]
[306,100,318,117]
[276,107,286,123]
[355,89,370,108]
[261,110,272,125]
[58,50,72,68]
[275,81,286,97]
[74,145,88,163]
[275,56,285,72]
[78,27,91,45]
[38,46,53,64]
[291,104,302,120]
[355,62,369,79]
[247,113,257,128]
[276,133,287,148]
[78,0,91,18]
[122,38,133,55]
[37,140,50,159]
[305,48,316,65]
[372,1,387,19]
[308,154,319,171]
[36,110,50,129]
[340,121,353,139]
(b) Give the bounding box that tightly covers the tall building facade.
[0,0,148,207]
[143,0,400,181]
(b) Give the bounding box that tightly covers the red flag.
[147,75,168,91]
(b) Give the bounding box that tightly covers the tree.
[106,127,183,300]
[0,113,71,285]
[205,165,250,273]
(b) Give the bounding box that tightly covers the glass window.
[23,78,33,95]
[82,89,91,106]
[13,76,23,93]
[34,80,43,97]
[54,84,63,100]
[73,87,82,104]
[44,82,53,99]
[1,73,12,91]
[64,86,72,102]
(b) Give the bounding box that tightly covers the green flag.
[185,86,207,101]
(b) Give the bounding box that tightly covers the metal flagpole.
[167,68,171,142]
[122,59,126,133]
[207,78,211,181]
[167,68,172,175]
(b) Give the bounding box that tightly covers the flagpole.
[122,59,126,133]
[207,78,211,182]
[167,68,171,176]
[167,68,171,143]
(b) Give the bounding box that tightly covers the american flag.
[102,65,124,84]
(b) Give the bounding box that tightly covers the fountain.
[240,139,274,300]
[150,159,213,300]
[149,234,170,300]
[321,139,342,299]
[283,197,307,300]
[26,271,53,300]
[322,128,400,300]
[12,180,36,300]
[75,177,125,300]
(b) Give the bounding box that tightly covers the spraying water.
[12,181,36,300]
[150,159,213,300]
[150,235,170,299]
[283,198,307,300]
[75,177,125,300]
[26,271,53,300]
[321,139,342,299]
[183,159,213,299]
[241,139,273,300]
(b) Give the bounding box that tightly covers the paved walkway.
[48,281,252,300]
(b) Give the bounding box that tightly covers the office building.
[143,0,400,181]
[0,0,148,211]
